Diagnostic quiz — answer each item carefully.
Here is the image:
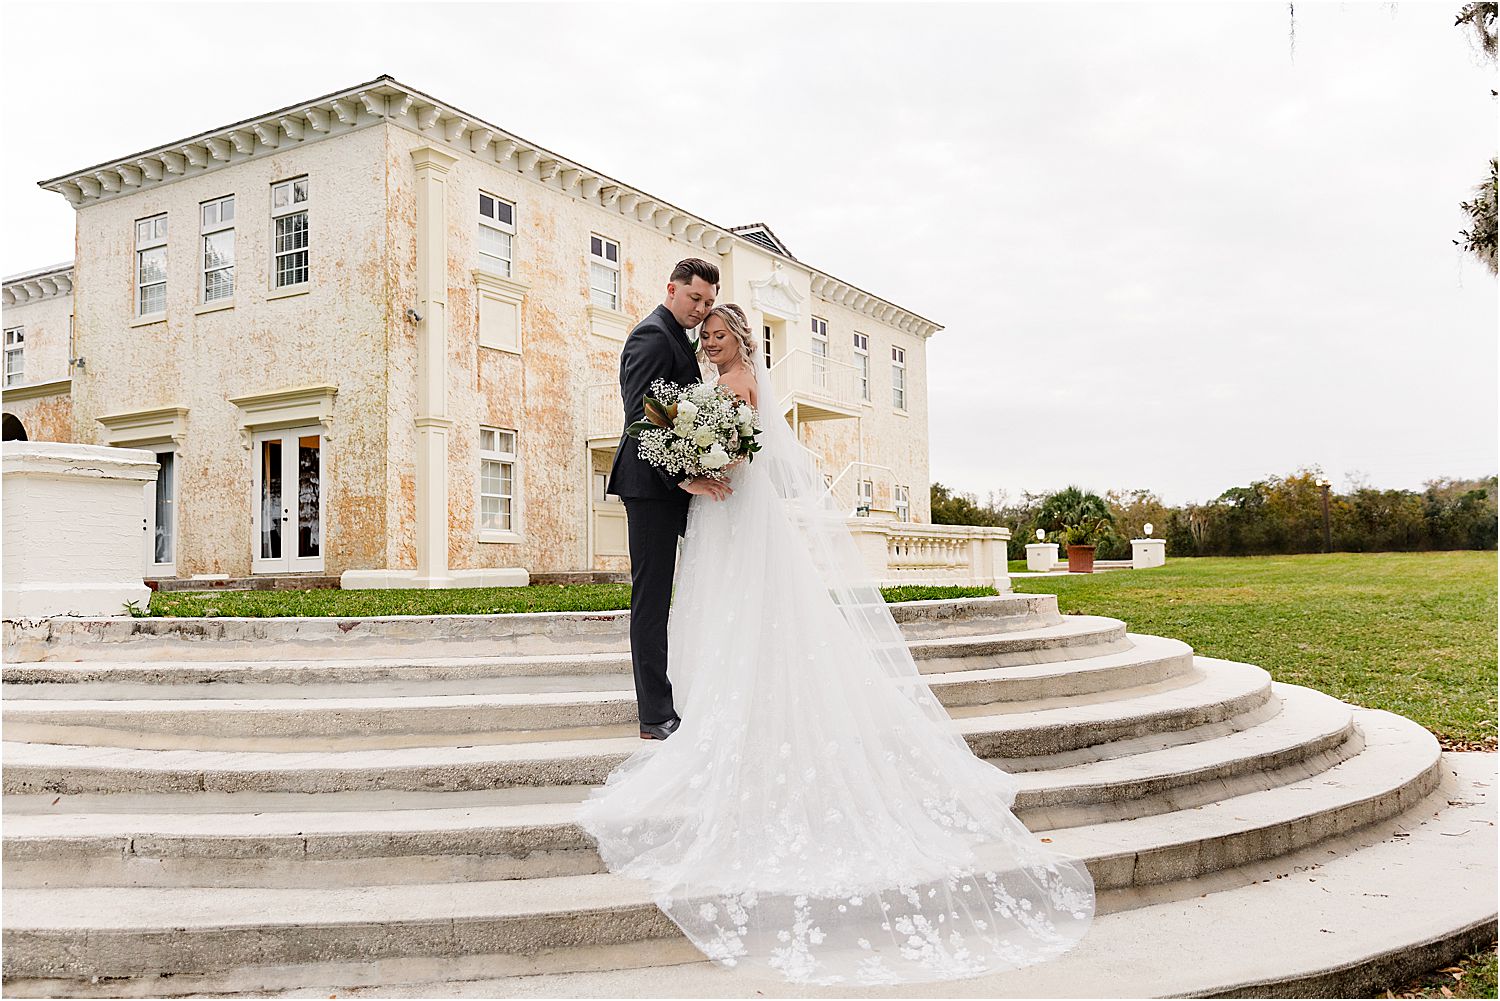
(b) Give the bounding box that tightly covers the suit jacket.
[607,303,702,500]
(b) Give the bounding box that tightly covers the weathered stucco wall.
[68,126,391,576]
[1,288,77,443]
[1,291,73,389]
[383,124,727,574]
[0,390,75,444]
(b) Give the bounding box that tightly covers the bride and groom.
[579,258,1095,986]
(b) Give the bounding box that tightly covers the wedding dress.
[576,361,1095,986]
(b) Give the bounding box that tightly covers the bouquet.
[626,379,763,481]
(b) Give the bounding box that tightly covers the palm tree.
[1036,486,1115,547]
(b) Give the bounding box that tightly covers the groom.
[608,258,732,741]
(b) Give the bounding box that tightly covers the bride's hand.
[681,476,733,501]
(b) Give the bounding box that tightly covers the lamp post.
[1317,478,1332,553]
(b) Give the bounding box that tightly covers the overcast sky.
[2,1,1494,506]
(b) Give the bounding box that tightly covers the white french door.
[251,426,325,574]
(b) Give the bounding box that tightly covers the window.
[892,345,907,410]
[200,195,235,304]
[135,213,167,316]
[895,484,910,523]
[589,234,619,310]
[478,191,515,277]
[479,426,519,534]
[810,316,829,387]
[271,176,309,289]
[763,324,774,368]
[3,326,23,386]
[857,478,874,517]
[853,331,870,401]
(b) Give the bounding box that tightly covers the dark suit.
[607,304,700,726]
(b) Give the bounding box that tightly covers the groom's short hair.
[670,258,720,288]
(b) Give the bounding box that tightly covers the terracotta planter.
[1066,544,1096,573]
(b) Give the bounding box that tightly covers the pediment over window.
[227,384,337,448]
[749,263,806,323]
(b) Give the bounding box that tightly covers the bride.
[576,304,1095,986]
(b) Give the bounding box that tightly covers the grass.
[1376,941,1498,998]
[1010,551,1497,746]
[145,583,999,619]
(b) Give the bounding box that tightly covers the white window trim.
[3,326,24,388]
[135,212,167,319]
[270,175,310,291]
[200,194,235,306]
[589,234,620,312]
[853,331,870,402]
[478,191,516,278]
[477,425,523,543]
[892,345,908,412]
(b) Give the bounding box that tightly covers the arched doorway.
[2,414,27,441]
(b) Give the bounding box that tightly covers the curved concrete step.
[1,594,1065,664]
[0,635,1189,739]
[1,683,1359,888]
[0,708,1448,986]
[0,615,1129,687]
[166,755,1486,1001]
[0,658,1273,791]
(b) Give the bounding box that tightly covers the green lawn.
[1010,551,1497,746]
[143,583,998,619]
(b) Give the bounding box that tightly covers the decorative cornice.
[35,75,942,339]
[227,384,337,449]
[471,269,531,304]
[96,404,189,447]
[1,377,72,403]
[2,263,74,307]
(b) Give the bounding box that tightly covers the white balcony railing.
[769,350,863,418]
[846,520,1013,590]
[587,383,623,442]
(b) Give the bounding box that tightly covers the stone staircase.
[2,595,1494,998]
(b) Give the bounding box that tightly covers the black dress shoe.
[640,716,681,741]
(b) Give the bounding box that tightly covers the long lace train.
[576,366,1095,985]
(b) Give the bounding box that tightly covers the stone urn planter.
[1066,544,1096,573]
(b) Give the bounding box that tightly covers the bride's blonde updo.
[698,303,758,369]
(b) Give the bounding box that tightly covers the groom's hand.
[681,477,733,501]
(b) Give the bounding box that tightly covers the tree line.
[931,470,1498,561]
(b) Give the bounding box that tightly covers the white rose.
[677,399,698,420]
[693,428,715,448]
[701,444,731,469]
[736,403,753,424]
[674,419,694,438]
[740,421,755,437]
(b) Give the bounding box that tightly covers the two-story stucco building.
[2,75,1007,589]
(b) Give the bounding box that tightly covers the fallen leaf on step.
[1040,837,1052,842]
